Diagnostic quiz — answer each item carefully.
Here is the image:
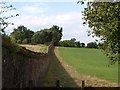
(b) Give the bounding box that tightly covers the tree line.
[59,38,102,49]
[10,25,62,46]
[10,25,102,48]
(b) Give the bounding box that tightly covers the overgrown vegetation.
[2,34,20,53]
[59,38,81,47]
[59,38,101,49]
[10,25,34,44]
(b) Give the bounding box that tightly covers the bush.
[59,40,75,47]
[17,40,22,44]
[2,35,20,53]
[87,42,98,48]
[22,39,28,44]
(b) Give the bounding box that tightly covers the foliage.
[10,25,34,44]
[59,38,82,48]
[87,42,98,48]
[10,25,62,45]
[22,39,28,44]
[50,25,63,45]
[78,1,120,64]
[75,41,81,47]
[0,1,19,33]
[2,35,20,53]
[31,25,63,45]
[98,43,103,49]
[59,40,75,47]
[80,43,85,48]
[31,29,52,44]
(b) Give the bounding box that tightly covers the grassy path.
[43,47,118,87]
[43,48,78,87]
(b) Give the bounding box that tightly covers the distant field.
[58,47,118,83]
[19,44,48,53]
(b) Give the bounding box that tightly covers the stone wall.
[2,43,53,88]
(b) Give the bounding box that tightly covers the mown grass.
[19,44,48,53]
[58,47,118,83]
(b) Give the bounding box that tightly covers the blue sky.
[4,0,97,44]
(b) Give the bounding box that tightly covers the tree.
[31,25,63,45]
[31,29,52,44]
[78,1,120,64]
[10,25,34,44]
[80,43,85,48]
[87,42,98,48]
[59,38,77,47]
[75,41,80,47]
[71,38,76,42]
[0,1,19,33]
[59,40,75,47]
[98,42,103,49]
[50,25,63,45]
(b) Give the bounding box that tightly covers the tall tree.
[31,25,63,45]
[10,25,34,44]
[78,1,120,64]
[50,25,63,45]
[31,29,52,44]
[0,1,19,33]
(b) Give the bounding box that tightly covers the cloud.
[8,0,115,2]
[37,12,83,26]
[21,6,46,14]
[8,0,79,2]
[5,11,82,32]
[5,10,97,43]
[13,11,82,27]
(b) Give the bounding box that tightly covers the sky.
[2,0,98,44]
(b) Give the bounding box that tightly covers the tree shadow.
[43,47,78,87]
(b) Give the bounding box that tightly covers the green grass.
[58,47,118,83]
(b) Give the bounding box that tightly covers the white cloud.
[21,6,45,14]
[8,0,116,2]
[8,0,79,2]
[5,11,82,32]
[5,11,97,43]
[37,12,83,26]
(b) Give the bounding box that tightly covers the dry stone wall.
[2,43,54,88]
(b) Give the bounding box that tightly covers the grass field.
[19,44,48,53]
[58,47,118,83]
